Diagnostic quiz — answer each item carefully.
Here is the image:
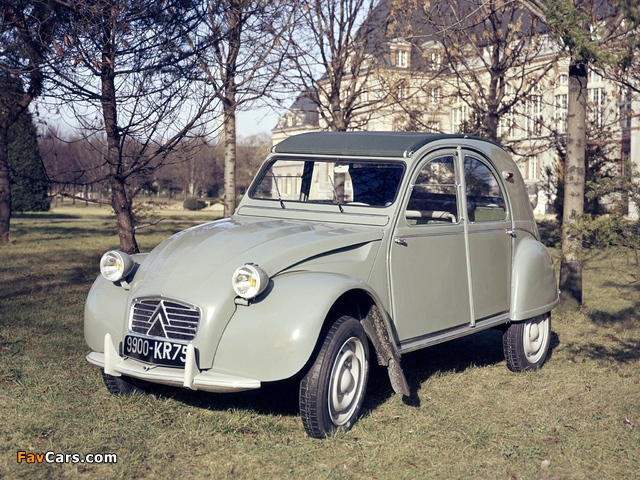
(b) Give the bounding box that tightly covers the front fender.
[84,274,129,352]
[84,253,148,352]
[212,271,379,382]
[511,237,559,320]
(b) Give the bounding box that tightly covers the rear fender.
[511,237,559,320]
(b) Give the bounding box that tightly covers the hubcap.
[328,336,367,426]
[523,315,550,363]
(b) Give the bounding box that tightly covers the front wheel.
[299,316,370,438]
[503,313,552,372]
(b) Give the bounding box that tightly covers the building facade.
[272,4,639,217]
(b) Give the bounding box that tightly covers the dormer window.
[390,40,411,69]
[429,51,441,71]
[396,49,409,68]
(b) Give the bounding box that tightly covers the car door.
[462,153,512,322]
[389,152,471,341]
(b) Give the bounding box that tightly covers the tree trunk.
[485,110,499,142]
[221,4,241,218]
[100,13,139,254]
[223,101,237,217]
[559,58,587,307]
[0,92,38,245]
[486,45,501,142]
[110,173,138,254]
[328,88,348,131]
[0,129,11,244]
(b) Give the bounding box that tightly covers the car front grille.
[129,298,200,341]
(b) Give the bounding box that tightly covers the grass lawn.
[1,211,639,479]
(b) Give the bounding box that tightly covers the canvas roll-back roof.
[272,132,496,158]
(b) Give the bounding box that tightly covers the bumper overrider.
[87,333,261,393]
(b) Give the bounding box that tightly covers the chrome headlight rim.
[100,250,135,282]
[231,263,269,299]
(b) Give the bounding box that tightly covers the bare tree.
[424,0,551,142]
[39,128,110,205]
[188,0,295,217]
[285,0,394,132]
[43,0,218,253]
[155,137,221,200]
[236,133,270,193]
[0,0,63,243]
[521,0,640,306]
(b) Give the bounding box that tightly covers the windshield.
[250,158,405,208]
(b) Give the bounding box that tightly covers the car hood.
[129,216,383,299]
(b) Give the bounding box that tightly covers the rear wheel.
[300,316,370,438]
[101,370,147,395]
[503,314,551,372]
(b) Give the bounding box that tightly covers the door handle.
[394,237,408,246]
[506,229,517,238]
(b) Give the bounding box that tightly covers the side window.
[405,156,458,225]
[464,156,507,222]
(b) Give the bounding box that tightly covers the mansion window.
[428,87,440,105]
[556,74,568,88]
[395,81,409,100]
[526,94,542,137]
[554,94,568,133]
[621,89,632,129]
[526,155,539,180]
[589,69,603,84]
[588,87,605,127]
[498,111,515,139]
[451,104,467,133]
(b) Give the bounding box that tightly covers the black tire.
[300,316,370,438]
[503,313,552,372]
[101,370,146,395]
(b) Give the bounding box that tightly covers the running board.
[398,313,511,354]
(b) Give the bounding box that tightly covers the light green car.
[85,132,559,438]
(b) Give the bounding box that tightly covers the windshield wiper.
[272,174,286,209]
[328,175,344,213]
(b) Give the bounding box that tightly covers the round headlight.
[100,250,134,282]
[232,264,269,299]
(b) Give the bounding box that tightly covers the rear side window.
[464,156,507,222]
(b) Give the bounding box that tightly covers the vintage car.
[85,132,559,438]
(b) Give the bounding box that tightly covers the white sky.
[36,101,282,142]
[236,106,280,139]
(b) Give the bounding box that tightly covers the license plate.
[123,335,189,367]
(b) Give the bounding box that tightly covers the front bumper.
[87,334,261,393]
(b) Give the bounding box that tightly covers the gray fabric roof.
[272,131,494,158]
